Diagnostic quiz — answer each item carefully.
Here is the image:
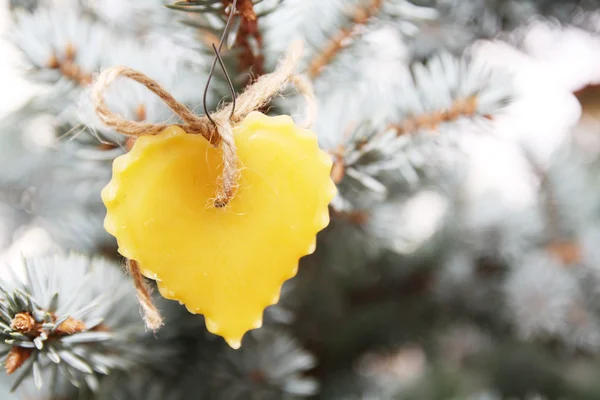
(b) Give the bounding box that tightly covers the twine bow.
[92,40,315,330]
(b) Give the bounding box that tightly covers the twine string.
[93,67,216,142]
[127,259,163,330]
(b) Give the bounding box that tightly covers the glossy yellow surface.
[102,112,336,348]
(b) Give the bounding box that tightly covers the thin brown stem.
[389,96,479,136]
[329,95,480,184]
[47,43,92,86]
[523,149,581,266]
[222,0,265,82]
[540,175,581,265]
[307,0,384,79]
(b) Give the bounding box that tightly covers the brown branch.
[47,42,92,86]
[307,0,384,79]
[4,313,88,374]
[48,44,146,152]
[389,95,479,136]
[543,85,600,265]
[236,0,257,21]
[523,149,582,266]
[540,179,581,266]
[330,95,480,184]
[222,0,264,83]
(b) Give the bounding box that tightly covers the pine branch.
[46,43,93,86]
[223,0,265,80]
[196,328,318,398]
[0,254,175,394]
[307,0,384,79]
[167,0,279,84]
[331,93,480,183]
[388,95,479,136]
[540,175,580,266]
[504,250,600,351]
[522,148,582,266]
[11,7,213,140]
[9,10,101,86]
[329,53,512,208]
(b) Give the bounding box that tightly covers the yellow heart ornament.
[101,111,336,348]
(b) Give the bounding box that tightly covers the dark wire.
[212,43,236,120]
[203,0,238,126]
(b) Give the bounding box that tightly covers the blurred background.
[2,0,600,399]
[0,0,56,268]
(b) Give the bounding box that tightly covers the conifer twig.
[223,0,265,81]
[522,148,581,266]
[47,43,93,86]
[330,94,482,184]
[388,96,479,136]
[307,0,384,79]
[0,254,165,391]
[4,312,87,374]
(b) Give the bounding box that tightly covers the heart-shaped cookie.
[102,111,336,348]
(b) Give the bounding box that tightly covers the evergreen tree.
[2,0,600,398]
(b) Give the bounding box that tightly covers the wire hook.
[203,0,238,127]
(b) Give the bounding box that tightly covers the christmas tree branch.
[0,254,167,393]
[168,0,270,82]
[388,95,479,136]
[307,0,384,79]
[523,149,581,266]
[47,43,92,86]
[5,313,87,375]
[325,53,511,211]
[224,0,265,80]
[330,93,482,185]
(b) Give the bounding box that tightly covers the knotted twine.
[92,40,315,330]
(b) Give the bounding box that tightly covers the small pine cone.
[55,317,86,335]
[5,347,33,375]
[10,313,36,333]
